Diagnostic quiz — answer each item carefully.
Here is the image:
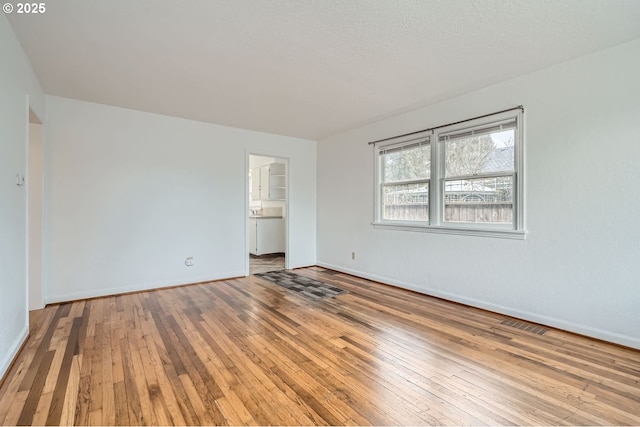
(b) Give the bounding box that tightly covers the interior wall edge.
[289,262,318,271]
[0,325,29,383]
[0,13,45,390]
[316,261,640,351]
[44,270,247,305]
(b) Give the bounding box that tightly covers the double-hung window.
[374,108,525,238]
[378,136,430,224]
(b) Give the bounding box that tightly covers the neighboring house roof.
[483,146,514,173]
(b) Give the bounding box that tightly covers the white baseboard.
[0,324,29,382]
[317,262,640,350]
[45,271,246,305]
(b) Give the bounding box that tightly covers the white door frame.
[246,152,290,275]
[27,107,44,311]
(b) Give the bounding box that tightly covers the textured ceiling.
[7,0,640,140]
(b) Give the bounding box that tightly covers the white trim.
[45,271,244,304]
[245,149,250,276]
[0,324,29,381]
[246,153,291,272]
[515,110,526,230]
[383,178,430,186]
[372,222,526,239]
[437,110,522,136]
[438,117,517,141]
[430,135,441,224]
[444,171,514,181]
[316,262,640,350]
[372,146,381,223]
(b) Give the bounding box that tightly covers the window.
[374,109,524,238]
[379,137,430,223]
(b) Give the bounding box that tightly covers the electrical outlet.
[185,256,194,267]
[351,252,356,260]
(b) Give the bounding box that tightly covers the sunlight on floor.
[249,254,285,275]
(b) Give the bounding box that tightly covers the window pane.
[445,129,514,177]
[444,176,513,224]
[383,182,429,221]
[383,143,430,183]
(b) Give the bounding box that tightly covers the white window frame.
[373,109,525,239]
[374,134,432,228]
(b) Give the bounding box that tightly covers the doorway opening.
[248,154,288,275]
[28,108,44,311]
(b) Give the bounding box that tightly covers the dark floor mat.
[255,271,349,300]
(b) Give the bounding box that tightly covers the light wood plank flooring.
[1,267,639,425]
[249,254,285,275]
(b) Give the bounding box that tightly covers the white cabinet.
[249,217,285,256]
[266,163,286,200]
[251,163,286,201]
[249,218,258,254]
[250,168,261,201]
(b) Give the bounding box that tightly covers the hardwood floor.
[249,254,285,275]
[1,267,639,425]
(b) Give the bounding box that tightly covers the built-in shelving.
[251,162,286,201]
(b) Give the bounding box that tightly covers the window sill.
[372,222,527,240]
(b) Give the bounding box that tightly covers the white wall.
[44,96,316,302]
[0,15,45,379]
[249,155,277,169]
[317,38,640,349]
[29,122,44,310]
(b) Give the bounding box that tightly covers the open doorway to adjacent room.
[247,154,288,275]
[28,108,44,312]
